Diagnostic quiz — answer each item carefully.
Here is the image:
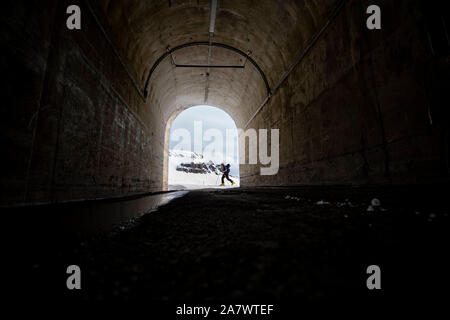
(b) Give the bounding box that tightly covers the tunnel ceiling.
[97,0,339,126]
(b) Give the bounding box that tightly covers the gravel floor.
[12,185,450,303]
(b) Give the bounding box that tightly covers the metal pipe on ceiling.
[205,0,218,102]
[243,0,348,129]
[209,0,218,33]
[143,42,271,98]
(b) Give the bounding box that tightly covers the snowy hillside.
[168,150,239,190]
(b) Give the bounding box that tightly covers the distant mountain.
[169,150,221,175]
[168,150,204,160]
[168,150,239,189]
[175,161,221,175]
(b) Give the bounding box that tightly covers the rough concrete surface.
[12,186,449,304]
[1,0,449,312]
[2,0,448,207]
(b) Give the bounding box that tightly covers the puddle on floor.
[60,191,189,237]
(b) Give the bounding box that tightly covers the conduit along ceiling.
[96,0,339,127]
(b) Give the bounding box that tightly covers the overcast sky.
[169,105,239,176]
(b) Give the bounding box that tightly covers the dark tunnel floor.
[12,185,450,304]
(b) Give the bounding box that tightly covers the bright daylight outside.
[168,105,240,190]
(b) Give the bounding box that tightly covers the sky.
[169,105,239,176]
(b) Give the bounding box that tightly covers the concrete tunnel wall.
[0,0,448,206]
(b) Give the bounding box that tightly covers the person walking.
[220,163,235,186]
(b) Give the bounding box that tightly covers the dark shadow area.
[1,0,450,312]
[7,184,450,306]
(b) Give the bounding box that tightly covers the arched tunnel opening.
[167,105,240,190]
[1,0,450,308]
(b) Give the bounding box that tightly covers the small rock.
[367,205,375,212]
[371,198,381,207]
[316,200,330,205]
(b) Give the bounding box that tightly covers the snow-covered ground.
[168,150,239,190]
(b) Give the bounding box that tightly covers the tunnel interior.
[2,0,449,205]
[1,0,450,306]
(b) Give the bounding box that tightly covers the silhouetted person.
[220,163,235,186]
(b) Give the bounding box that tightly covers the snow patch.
[168,149,239,189]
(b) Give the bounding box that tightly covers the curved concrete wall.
[1,0,448,206]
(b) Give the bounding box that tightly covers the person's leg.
[225,174,233,183]
[221,174,225,184]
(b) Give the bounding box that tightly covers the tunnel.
[1,0,450,309]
